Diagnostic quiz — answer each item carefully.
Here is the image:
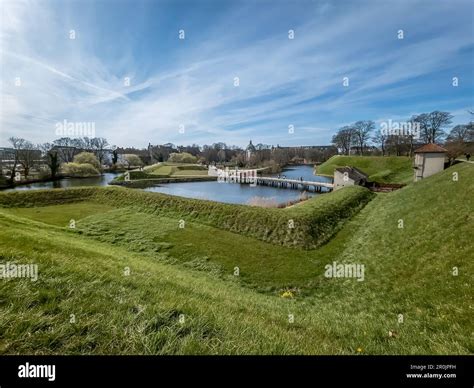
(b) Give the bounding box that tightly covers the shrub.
[168,152,197,164]
[73,152,101,170]
[123,154,143,169]
[0,175,9,187]
[61,163,100,177]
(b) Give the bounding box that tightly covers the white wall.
[334,170,355,190]
[423,153,445,178]
[414,153,424,181]
[414,153,445,181]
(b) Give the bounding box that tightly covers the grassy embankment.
[112,163,214,187]
[317,155,413,184]
[145,163,209,177]
[0,184,373,249]
[0,163,472,354]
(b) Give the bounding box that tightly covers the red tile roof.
[414,143,447,153]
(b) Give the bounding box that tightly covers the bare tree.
[413,111,452,143]
[445,142,466,165]
[426,111,452,143]
[52,138,78,163]
[9,137,37,179]
[386,135,403,156]
[271,148,290,166]
[6,138,20,181]
[411,113,430,144]
[447,124,474,143]
[90,137,109,167]
[354,121,375,155]
[40,143,61,179]
[332,126,355,155]
[372,128,388,156]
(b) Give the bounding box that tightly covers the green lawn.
[0,184,373,249]
[0,203,350,293]
[144,163,208,177]
[317,155,413,184]
[0,163,472,354]
[2,202,115,227]
[171,170,209,176]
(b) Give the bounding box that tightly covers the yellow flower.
[357,347,363,353]
[281,290,294,298]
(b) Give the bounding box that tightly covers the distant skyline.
[1,0,473,148]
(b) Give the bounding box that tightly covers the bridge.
[250,177,334,192]
[213,167,334,192]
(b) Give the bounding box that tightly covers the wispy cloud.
[1,0,473,147]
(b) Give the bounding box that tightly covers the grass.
[0,163,472,354]
[172,170,209,176]
[112,163,211,184]
[317,155,413,184]
[0,185,374,249]
[2,202,115,227]
[143,163,208,177]
[75,208,323,292]
[0,202,360,294]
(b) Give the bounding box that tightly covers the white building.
[208,165,219,176]
[245,140,256,161]
[413,144,447,182]
[333,166,368,190]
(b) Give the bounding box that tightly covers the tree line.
[332,111,473,158]
[2,136,111,182]
[2,110,472,184]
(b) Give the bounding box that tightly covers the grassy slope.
[74,208,322,292]
[144,163,208,177]
[317,155,413,184]
[3,203,115,227]
[0,185,374,249]
[0,164,472,354]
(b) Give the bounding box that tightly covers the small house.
[334,166,368,190]
[413,143,447,182]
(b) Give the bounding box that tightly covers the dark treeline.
[148,142,336,168]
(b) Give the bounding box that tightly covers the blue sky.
[1,0,473,148]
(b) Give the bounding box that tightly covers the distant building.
[0,147,16,176]
[0,147,15,163]
[245,140,256,161]
[334,166,369,190]
[208,165,219,176]
[413,143,447,182]
[0,147,42,177]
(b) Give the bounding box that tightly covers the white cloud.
[1,0,472,147]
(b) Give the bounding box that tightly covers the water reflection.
[143,165,331,206]
[3,172,120,191]
[3,166,332,207]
